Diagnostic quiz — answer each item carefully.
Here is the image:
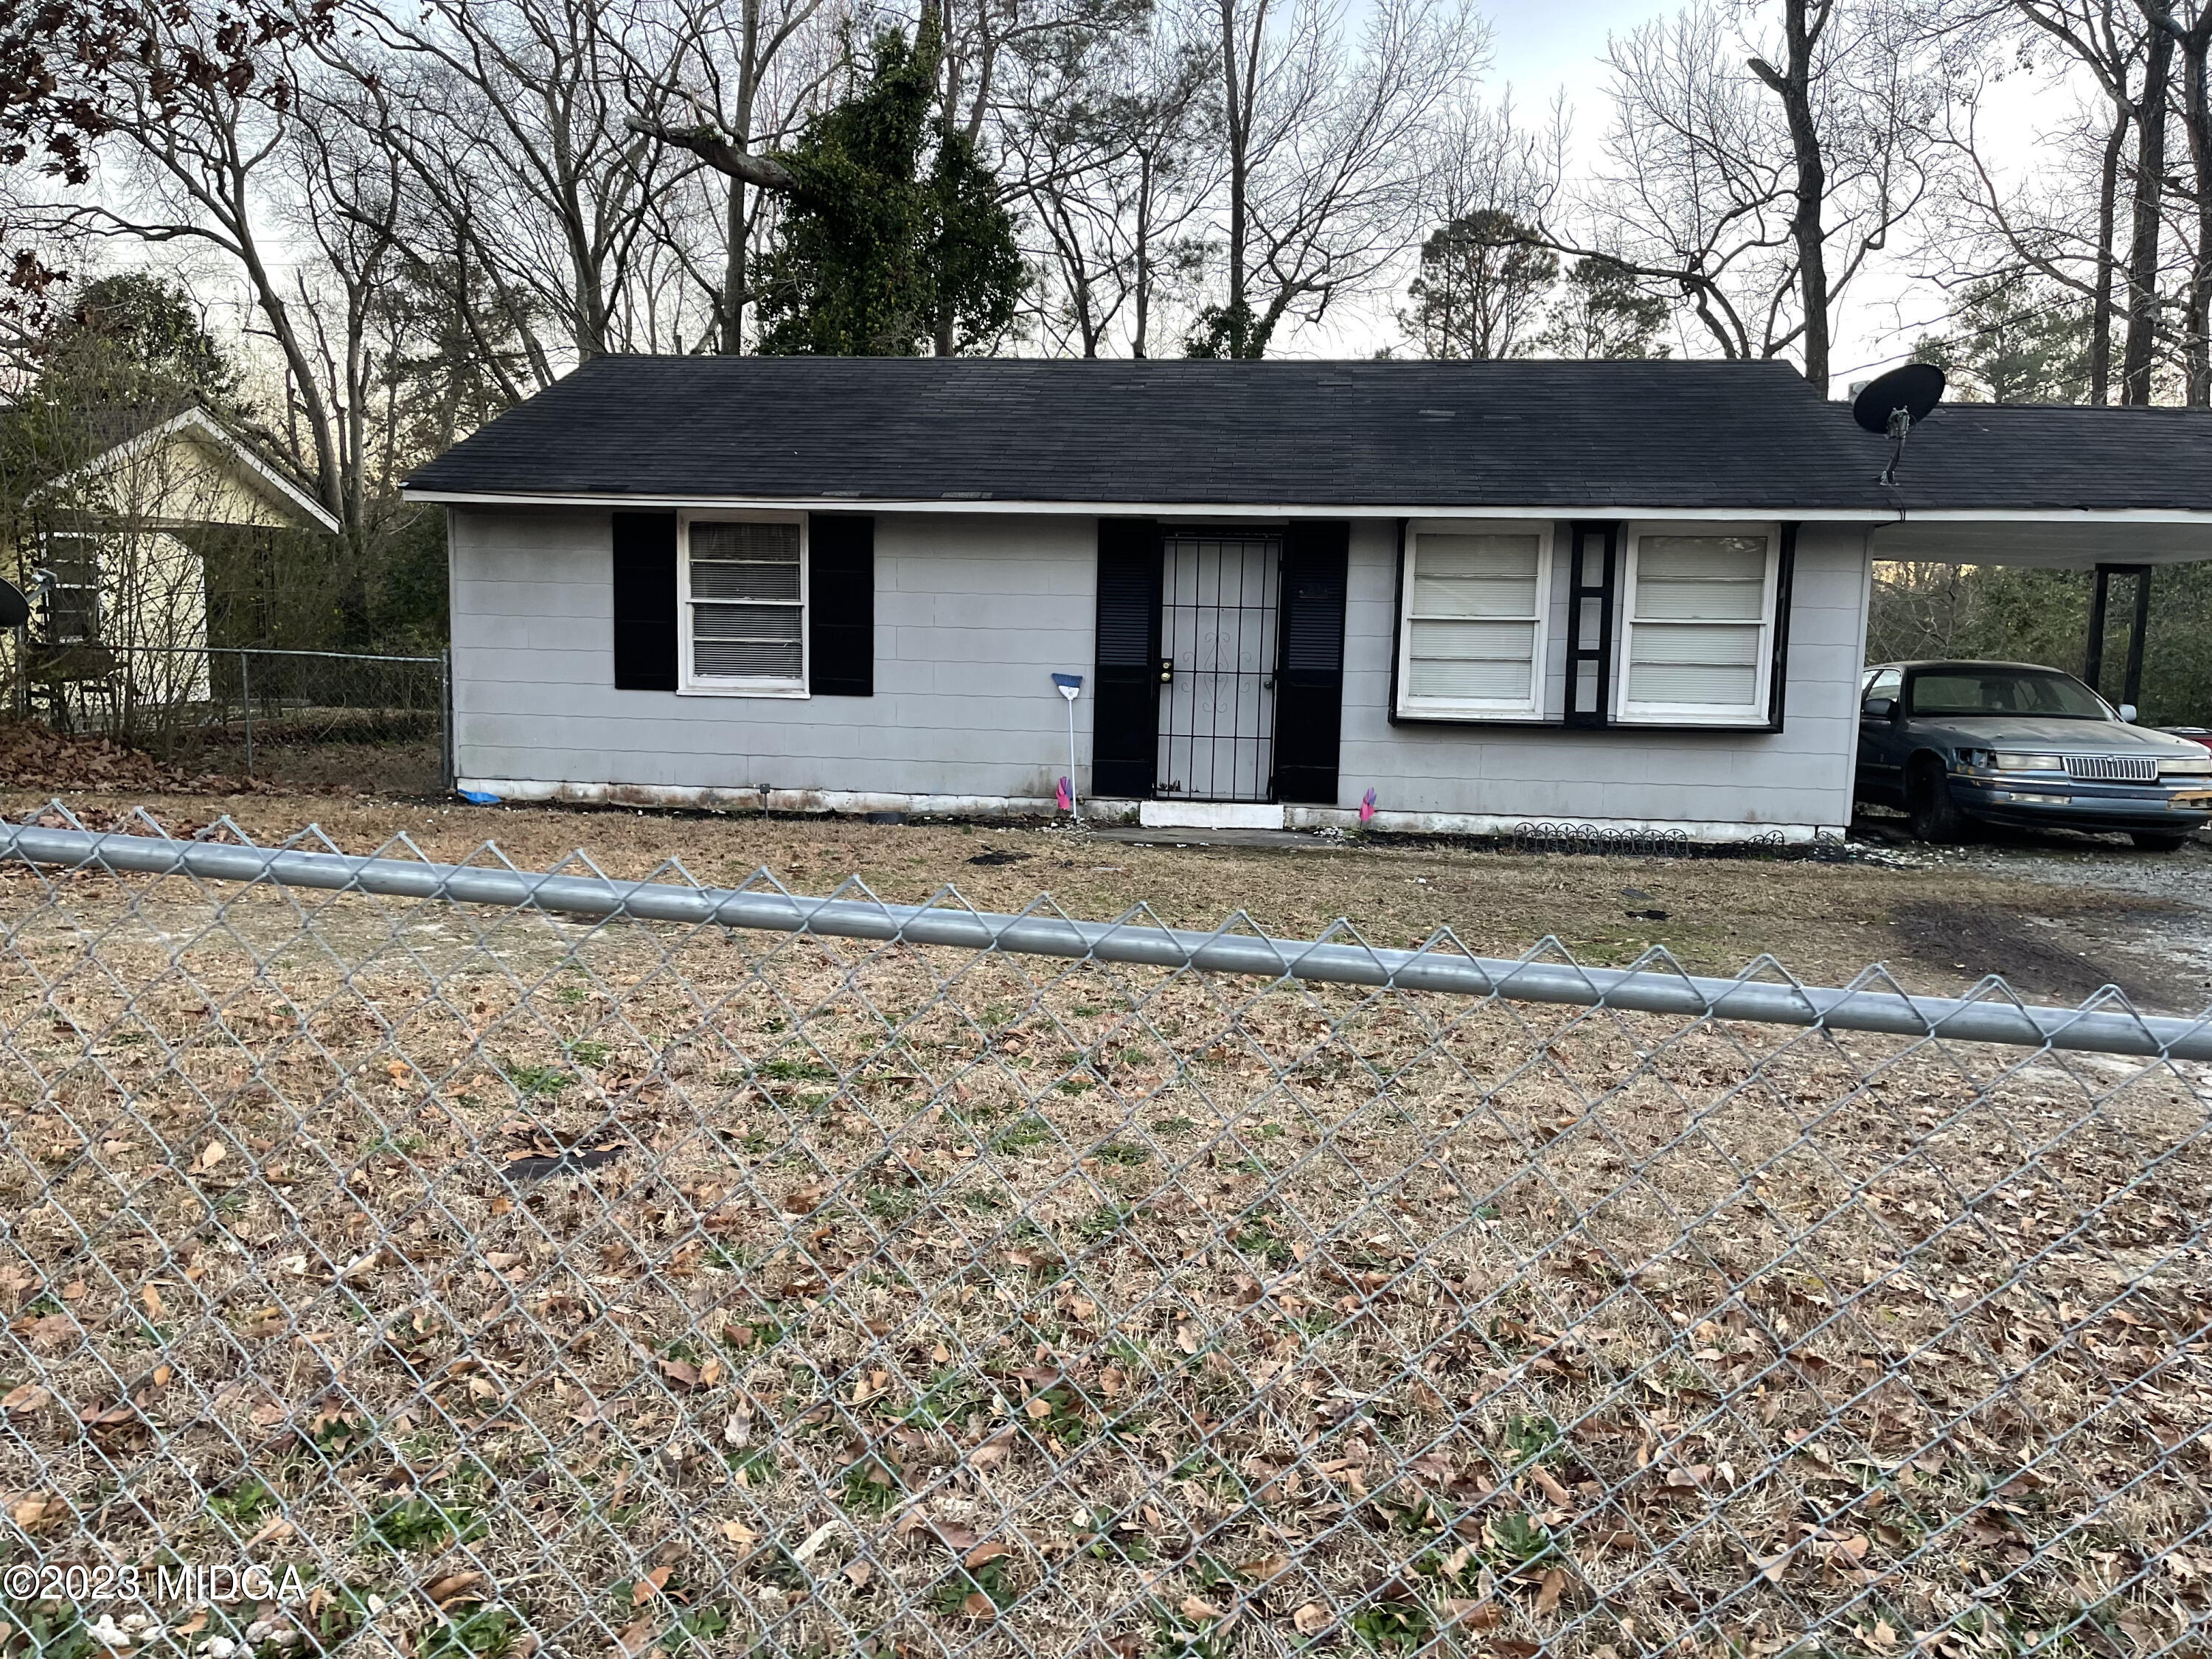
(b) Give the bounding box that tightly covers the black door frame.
[1092,518,1347,804]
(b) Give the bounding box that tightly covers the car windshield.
[1907,668,2110,720]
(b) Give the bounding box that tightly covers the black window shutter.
[611,512,678,691]
[809,514,875,696]
[1765,521,1797,729]
[1273,521,1349,805]
[1093,518,1163,799]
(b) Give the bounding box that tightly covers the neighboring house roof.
[1877,403,2212,514]
[44,402,339,535]
[402,356,1896,513]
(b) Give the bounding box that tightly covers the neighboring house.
[10,403,340,710]
[400,358,2212,840]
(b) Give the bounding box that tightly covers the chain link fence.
[0,804,2205,1659]
[9,648,449,793]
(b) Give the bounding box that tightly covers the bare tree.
[2138,0,2212,401]
[621,0,844,351]
[357,0,687,364]
[1747,0,1842,389]
[1552,8,1797,363]
[55,3,360,533]
[1195,0,1488,355]
[1998,0,2146,400]
[1530,0,1933,391]
[999,2,1219,355]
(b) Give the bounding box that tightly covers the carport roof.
[1877,403,2212,514]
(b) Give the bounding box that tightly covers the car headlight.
[1992,753,2065,771]
[2160,755,2212,777]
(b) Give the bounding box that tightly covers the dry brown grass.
[4,788,2196,1001]
[0,809,2205,1659]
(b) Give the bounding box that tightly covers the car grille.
[2062,754,2157,782]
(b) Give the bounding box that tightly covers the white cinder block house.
[401,358,2212,841]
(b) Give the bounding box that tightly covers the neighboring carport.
[1863,403,2212,712]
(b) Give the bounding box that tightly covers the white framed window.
[1394,520,1554,720]
[1615,524,1778,725]
[678,512,807,696]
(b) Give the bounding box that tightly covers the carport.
[1868,404,2212,712]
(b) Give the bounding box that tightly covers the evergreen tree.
[1910,277,2090,405]
[1540,257,1670,360]
[30,274,243,414]
[1402,211,1558,361]
[755,16,1025,356]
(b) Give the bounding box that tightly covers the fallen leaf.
[1178,1596,1222,1623]
[927,1521,982,1552]
[142,1284,164,1320]
[631,1566,672,1606]
[659,1359,701,1390]
[1441,1597,1501,1631]
[1234,1554,1287,1582]
[1293,1604,1331,1635]
[964,1540,1012,1570]
[195,1141,227,1172]
[960,1592,995,1620]
[425,1572,484,1608]
[612,1615,657,1658]
[1534,1567,1565,1617]
[0,1385,49,1415]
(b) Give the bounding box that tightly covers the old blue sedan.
[1857,661,2212,850]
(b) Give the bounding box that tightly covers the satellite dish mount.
[1851,363,1945,486]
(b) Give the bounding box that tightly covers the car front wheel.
[1907,758,1968,844]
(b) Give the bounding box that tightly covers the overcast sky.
[1318,0,2063,392]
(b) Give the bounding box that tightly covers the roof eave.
[398,486,1896,521]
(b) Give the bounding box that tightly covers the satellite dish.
[1852,363,1944,484]
[0,578,27,629]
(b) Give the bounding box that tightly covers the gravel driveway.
[1853,813,2212,1012]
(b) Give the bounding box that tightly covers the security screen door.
[1156,532,1281,803]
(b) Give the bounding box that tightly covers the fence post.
[440,647,454,793]
[239,649,253,779]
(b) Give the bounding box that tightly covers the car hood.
[1912,714,2202,753]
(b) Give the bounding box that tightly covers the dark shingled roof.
[404,355,2212,515]
[1882,403,2212,512]
[403,355,1899,510]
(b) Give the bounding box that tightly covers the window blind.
[1623,534,1770,714]
[1403,532,1545,711]
[689,521,802,684]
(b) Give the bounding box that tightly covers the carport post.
[2123,564,2152,713]
[2084,563,2152,710]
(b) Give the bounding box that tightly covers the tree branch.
[624,113,802,194]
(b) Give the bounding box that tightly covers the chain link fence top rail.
[0,804,2205,1659]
